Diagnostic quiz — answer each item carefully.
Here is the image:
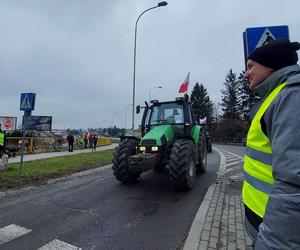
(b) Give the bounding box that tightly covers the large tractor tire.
[169,139,196,191]
[112,139,140,184]
[207,137,212,153]
[197,133,207,174]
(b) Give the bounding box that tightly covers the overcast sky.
[1,0,300,130]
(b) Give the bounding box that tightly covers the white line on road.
[0,224,32,245]
[225,161,241,168]
[213,147,227,176]
[38,239,82,250]
[217,148,244,160]
[225,156,236,160]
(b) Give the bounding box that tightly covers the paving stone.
[219,235,227,247]
[236,222,243,230]
[229,218,235,225]
[229,224,235,233]
[228,242,237,250]
[214,215,221,221]
[204,222,212,231]
[212,220,220,228]
[208,236,218,248]
[201,230,210,241]
[237,238,246,250]
[207,211,214,217]
[220,230,227,237]
[210,227,219,238]
[206,216,213,223]
[236,216,243,223]
[215,208,222,216]
[198,241,208,250]
[236,230,245,239]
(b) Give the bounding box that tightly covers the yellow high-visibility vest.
[0,132,4,146]
[243,82,286,218]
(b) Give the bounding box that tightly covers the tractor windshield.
[149,103,184,126]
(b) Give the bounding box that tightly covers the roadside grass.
[0,149,114,190]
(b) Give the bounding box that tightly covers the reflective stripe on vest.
[0,132,4,146]
[243,82,286,218]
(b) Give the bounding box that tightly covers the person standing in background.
[93,134,98,151]
[66,131,74,152]
[0,124,6,156]
[84,131,89,149]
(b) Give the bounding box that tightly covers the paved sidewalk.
[8,144,117,163]
[184,147,252,250]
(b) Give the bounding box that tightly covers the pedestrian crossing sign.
[20,93,36,111]
[243,25,289,64]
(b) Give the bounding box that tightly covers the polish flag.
[178,72,190,93]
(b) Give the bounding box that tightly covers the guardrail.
[212,137,246,145]
[6,136,112,155]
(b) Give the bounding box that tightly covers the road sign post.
[19,93,36,177]
[19,111,31,177]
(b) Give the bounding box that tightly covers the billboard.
[24,116,52,131]
[0,116,17,131]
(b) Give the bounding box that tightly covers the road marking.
[218,148,244,160]
[0,224,32,245]
[226,161,241,168]
[38,239,82,250]
[213,147,226,177]
[224,166,242,175]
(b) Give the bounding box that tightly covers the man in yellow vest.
[244,40,300,249]
[0,123,6,156]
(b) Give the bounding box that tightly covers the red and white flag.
[178,72,190,93]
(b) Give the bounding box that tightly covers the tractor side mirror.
[136,105,141,114]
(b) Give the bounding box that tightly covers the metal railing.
[212,137,246,145]
[6,136,112,155]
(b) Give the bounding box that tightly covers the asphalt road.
[0,150,220,250]
[214,144,245,158]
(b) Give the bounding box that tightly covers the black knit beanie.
[248,39,300,70]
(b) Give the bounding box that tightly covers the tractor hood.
[140,125,174,146]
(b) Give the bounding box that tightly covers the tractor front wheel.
[169,139,196,191]
[112,139,140,184]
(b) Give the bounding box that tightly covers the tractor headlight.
[139,146,146,152]
[151,146,158,152]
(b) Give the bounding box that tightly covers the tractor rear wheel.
[112,139,140,184]
[169,139,196,191]
[197,133,207,174]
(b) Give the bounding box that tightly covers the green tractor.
[112,95,207,190]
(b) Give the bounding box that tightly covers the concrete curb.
[183,184,216,250]
[183,147,227,250]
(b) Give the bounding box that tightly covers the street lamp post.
[131,1,168,131]
[110,112,118,137]
[149,86,163,102]
[124,104,133,129]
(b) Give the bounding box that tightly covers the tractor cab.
[140,97,196,137]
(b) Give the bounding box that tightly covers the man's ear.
[267,67,274,73]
